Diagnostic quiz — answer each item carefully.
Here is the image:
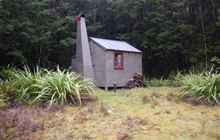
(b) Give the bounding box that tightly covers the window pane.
[114,51,124,70]
[116,54,122,66]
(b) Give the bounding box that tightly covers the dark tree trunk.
[210,0,216,22]
[198,0,208,69]
[93,0,96,24]
[38,45,42,66]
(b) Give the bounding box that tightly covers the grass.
[147,78,173,87]
[1,87,219,139]
[0,82,6,107]
[0,67,219,139]
[0,106,47,139]
[0,92,5,107]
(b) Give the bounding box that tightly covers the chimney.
[73,13,94,79]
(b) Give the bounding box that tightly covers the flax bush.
[147,71,220,105]
[32,68,94,107]
[0,66,95,108]
[179,72,220,105]
[0,66,44,105]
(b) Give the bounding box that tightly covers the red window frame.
[76,15,81,21]
[114,51,124,70]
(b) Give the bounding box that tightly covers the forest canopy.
[0,0,220,76]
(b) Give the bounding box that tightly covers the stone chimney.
[72,13,94,79]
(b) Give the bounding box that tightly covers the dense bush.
[0,66,95,108]
[211,56,220,73]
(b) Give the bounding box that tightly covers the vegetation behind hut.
[1,0,220,76]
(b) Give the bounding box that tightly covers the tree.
[0,0,219,76]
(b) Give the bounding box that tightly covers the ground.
[1,87,220,140]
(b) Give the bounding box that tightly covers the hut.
[72,13,142,90]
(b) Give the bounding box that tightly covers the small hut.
[72,14,142,90]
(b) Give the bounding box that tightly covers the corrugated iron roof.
[90,37,142,53]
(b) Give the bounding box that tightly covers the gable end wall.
[105,51,142,87]
[90,41,106,87]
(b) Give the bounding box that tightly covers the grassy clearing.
[0,67,219,139]
[1,87,219,140]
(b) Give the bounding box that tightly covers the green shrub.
[0,66,95,108]
[173,72,185,86]
[0,66,44,105]
[211,56,220,73]
[147,71,220,105]
[0,65,17,80]
[180,72,220,105]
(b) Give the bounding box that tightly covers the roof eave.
[106,49,142,53]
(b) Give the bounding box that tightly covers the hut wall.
[105,51,142,87]
[90,41,107,87]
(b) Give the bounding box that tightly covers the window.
[114,51,124,69]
